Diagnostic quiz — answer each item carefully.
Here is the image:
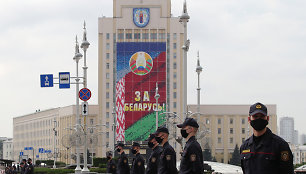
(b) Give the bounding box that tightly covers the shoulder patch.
[190,154,196,162]
[281,151,289,161]
[242,149,250,154]
[124,159,127,163]
[151,157,156,163]
[137,161,142,166]
[166,155,171,161]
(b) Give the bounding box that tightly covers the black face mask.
[251,119,268,131]
[148,142,154,148]
[117,148,121,152]
[131,149,137,154]
[181,129,188,138]
[107,156,111,160]
[155,136,163,144]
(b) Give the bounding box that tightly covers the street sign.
[79,88,91,101]
[39,148,44,153]
[82,102,88,116]
[24,147,33,150]
[40,74,53,87]
[44,150,51,153]
[20,152,24,156]
[36,155,39,158]
[59,72,70,89]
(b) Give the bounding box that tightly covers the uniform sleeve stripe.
[242,152,275,155]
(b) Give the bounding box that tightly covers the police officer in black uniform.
[146,133,162,174]
[20,159,27,174]
[177,118,204,174]
[155,127,178,174]
[240,102,294,174]
[131,142,145,174]
[116,142,130,174]
[107,152,117,174]
[25,158,34,174]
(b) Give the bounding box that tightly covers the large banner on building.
[116,42,166,141]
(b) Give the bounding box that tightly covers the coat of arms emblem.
[133,8,150,28]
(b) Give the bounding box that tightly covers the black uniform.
[25,163,34,174]
[179,136,204,174]
[117,151,130,174]
[107,159,117,174]
[146,146,162,174]
[240,128,294,174]
[21,163,27,174]
[158,142,177,174]
[131,153,145,174]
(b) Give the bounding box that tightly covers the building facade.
[280,117,295,144]
[98,0,185,157]
[2,139,13,160]
[13,105,99,164]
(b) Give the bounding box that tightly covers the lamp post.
[196,51,202,120]
[73,36,83,174]
[111,107,116,156]
[81,21,90,173]
[180,0,190,120]
[53,118,57,169]
[155,83,160,130]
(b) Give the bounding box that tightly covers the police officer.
[177,118,204,174]
[146,134,162,174]
[155,126,177,174]
[240,102,294,174]
[131,142,145,174]
[20,159,27,174]
[116,142,130,174]
[106,152,117,174]
[25,158,34,174]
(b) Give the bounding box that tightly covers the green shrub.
[34,167,74,174]
[90,168,107,173]
[93,157,107,167]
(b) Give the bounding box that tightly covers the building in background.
[3,138,13,160]
[280,117,295,144]
[0,137,11,159]
[301,134,306,145]
[98,0,185,157]
[13,105,98,164]
[295,130,299,145]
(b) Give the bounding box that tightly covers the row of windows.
[217,137,246,144]
[217,118,246,124]
[217,128,246,134]
[106,52,177,60]
[106,32,177,40]
[15,119,56,131]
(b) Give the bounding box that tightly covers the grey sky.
[1,0,306,138]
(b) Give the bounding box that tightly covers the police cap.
[116,142,124,147]
[249,102,267,116]
[155,126,169,135]
[132,142,140,147]
[177,117,199,128]
[146,133,156,141]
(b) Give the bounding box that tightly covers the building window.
[206,119,210,124]
[126,33,132,39]
[173,82,177,89]
[106,132,109,138]
[173,102,177,108]
[230,128,233,134]
[173,62,177,69]
[106,102,110,109]
[142,33,149,39]
[242,138,245,143]
[173,52,177,59]
[218,118,221,124]
[230,118,233,124]
[218,138,221,144]
[106,63,110,69]
[106,83,110,89]
[106,122,109,128]
[173,33,177,40]
[159,33,165,40]
[242,128,245,134]
[242,118,245,124]
[230,138,233,144]
[90,128,94,134]
[173,72,177,79]
[90,119,94,125]
[150,33,157,39]
[106,43,110,50]
[118,33,124,40]
[173,43,177,49]
[134,33,141,39]
[106,33,110,40]
[218,128,221,134]
[173,92,177,99]
[106,53,110,59]
[106,112,109,118]
[106,92,109,99]
[106,142,109,147]
[106,73,110,79]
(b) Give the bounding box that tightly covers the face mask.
[155,136,163,144]
[250,119,268,131]
[107,156,111,160]
[148,142,154,148]
[181,129,189,138]
[117,148,121,152]
[131,149,137,154]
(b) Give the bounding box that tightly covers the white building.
[294,130,299,145]
[2,138,13,160]
[290,144,306,164]
[280,117,295,144]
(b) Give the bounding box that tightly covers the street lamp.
[73,36,83,174]
[81,21,90,173]
[179,0,190,120]
[53,118,57,169]
[195,51,203,120]
[111,107,116,156]
[154,83,160,130]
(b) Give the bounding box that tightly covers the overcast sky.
[1,0,306,139]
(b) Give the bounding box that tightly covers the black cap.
[146,133,156,141]
[177,118,199,128]
[155,126,169,135]
[249,102,268,116]
[28,158,32,161]
[116,142,124,147]
[132,142,140,147]
[106,151,112,157]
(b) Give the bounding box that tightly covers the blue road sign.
[59,72,70,89]
[40,74,54,87]
[39,148,44,153]
[79,88,92,101]
[36,155,39,158]
[28,147,33,150]
[24,147,28,150]
[20,152,24,156]
[44,150,51,153]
